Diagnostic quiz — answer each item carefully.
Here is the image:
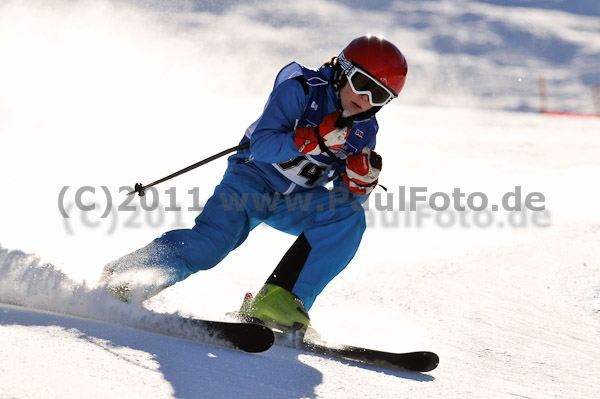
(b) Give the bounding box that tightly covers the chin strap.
[351,106,381,121]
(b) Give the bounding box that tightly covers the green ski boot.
[239,284,311,336]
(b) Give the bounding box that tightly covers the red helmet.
[340,36,408,96]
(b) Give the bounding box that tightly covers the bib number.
[277,156,327,187]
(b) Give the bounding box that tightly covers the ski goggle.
[338,53,397,106]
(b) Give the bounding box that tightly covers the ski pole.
[128,142,250,196]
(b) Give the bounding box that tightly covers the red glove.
[342,147,382,195]
[294,110,353,155]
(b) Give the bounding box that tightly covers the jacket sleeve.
[249,78,308,163]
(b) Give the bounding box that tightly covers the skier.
[102,35,408,336]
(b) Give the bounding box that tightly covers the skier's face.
[339,81,374,115]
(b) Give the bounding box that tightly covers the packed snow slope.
[1,1,599,398]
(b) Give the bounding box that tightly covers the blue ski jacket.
[229,62,379,197]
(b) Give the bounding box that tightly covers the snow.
[1,0,600,398]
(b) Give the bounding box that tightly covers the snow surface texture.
[1,0,599,398]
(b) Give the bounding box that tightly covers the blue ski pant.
[132,167,366,310]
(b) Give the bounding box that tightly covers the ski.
[2,302,275,354]
[276,333,439,372]
[143,316,276,353]
[192,319,276,353]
